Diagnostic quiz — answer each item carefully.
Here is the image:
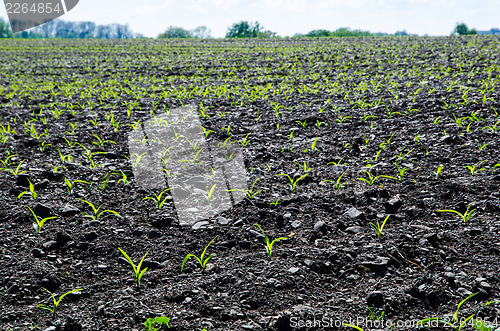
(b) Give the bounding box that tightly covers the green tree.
[0,18,13,38]
[158,26,193,39]
[305,29,332,37]
[192,26,211,39]
[226,21,261,38]
[453,22,477,35]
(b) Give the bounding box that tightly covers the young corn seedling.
[239,132,252,147]
[367,305,385,320]
[369,215,390,238]
[394,164,410,181]
[201,126,214,138]
[3,160,26,176]
[328,156,346,166]
[27,206,57,234]
[303,137,318,152]
[294,161,311,173]
[328,170,348,190]
[118,248,148,288]
[39,140,52,152]
[45,163,66,175]
[92,134,117,148]
[465,161,487,176]
[57,146,73,164]
[357,171,397,186]
[142,188,172,210]
[0,153,16,170]
[394,145,413,163]
[482,120,500,133]
[64,177,89,195]
[37,288,82,318]
[270,198,281,206]
[255,223,289,258]
[97,172,112,191]
[18,179,37,200]
[418,292,483,331]
[88,117,100,128]
[336,113,352,123]
[275,172,307,193]
[113,169,130,185]
[202,184,217,203]
[295,120,307,128]
[435,164,444,179]
[143,316,171,330]
[343,324,364,331]
[181,236,217,272]
[478,143,489,151]
[177,148,205,166]
[438,202,476,223]
[493,164,500,173]
[76,199,122,220]
[229,177,262,199]
[76,143,105,170]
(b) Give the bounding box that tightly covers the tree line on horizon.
[0,18,482,39]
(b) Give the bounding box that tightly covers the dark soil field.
[0,37,500,331]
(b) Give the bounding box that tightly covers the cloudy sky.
[2,0,500,37]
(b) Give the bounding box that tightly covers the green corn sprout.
[395,164,410,181]
[0,153,16,170]
[343,324,364,331]
[143,316,171,330]
[276,173,307,193]
[328,156,346,166]
[303,137,318,152]
[229,177,262,199]
[201,126,214,138]
[178,148,205,166]
[57,146,73,163]
[465,161,486,176]
[142,187,173,210]
[76,198,122,220]
[64,177,90,195]
[482,120,500,132]
[336,113,352,123]
[202,184,217,203]
[27,206,57,234]
[367,305,385,320]
[369,215,390,238]
[113,169,130,185]
[181,236,217,272]
[18,178,37,200]
[418,292,481,331]
[478,143,489,150]
[332,170,348,189]
[37,288,82,318]
[3,160,26,175]
[435,164,444,179]
[438,202,476,223]
[295,120,307,128]
[294,161,311,172]
[92,134,116,147]
[357,171,397,186]
[239,132,251,147]
[255,223,289,258]
[270,198,281,206]
[118,248,148,288]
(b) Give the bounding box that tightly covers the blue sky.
[2,0,500,37]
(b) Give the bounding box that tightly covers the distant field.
[1,37,499,330]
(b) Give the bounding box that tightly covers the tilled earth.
[0,37,500,330]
